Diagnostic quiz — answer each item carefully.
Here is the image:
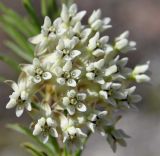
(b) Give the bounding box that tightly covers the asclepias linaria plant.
[5,3,150,156]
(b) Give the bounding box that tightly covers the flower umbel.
[5,3,150,154]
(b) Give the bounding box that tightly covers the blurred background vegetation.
[0,0,160,156]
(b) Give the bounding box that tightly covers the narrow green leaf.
[7,124,54,155]
[41,0,59,19]
[41,0,48,17]
[0,2,38,35]
[22,143,47,156]
[0,55,20,72]
[5,41,33,62]
[49,135,60,154]
[23,0,41,30]
[48,0,59,19]
[0,23,34,55]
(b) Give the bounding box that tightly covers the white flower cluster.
[6,3,150,150]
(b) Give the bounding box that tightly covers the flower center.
[70,98,77,105]
[63,49,70,55]
[63,72,71,79]
[35,67,44,76]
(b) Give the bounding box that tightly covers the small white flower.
[60,115,86,143]
[55,37,81,61]
[33,117,58,143]
[132,61,150,83]
[61,4,86,26]
[87,111,108,133]
[62,90,87,115]
[89,9,112,31]
[29,16,64,55]
[109,55,131,80]
[115,31,136,53]
[117,86,142,108]
[54,61,81,87]
[21,58,52,84]
[99,82,122,106]
[5,79,32,117]
[88,32,110,57]
[86,59,117,84]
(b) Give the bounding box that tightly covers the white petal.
[104,65,117,77]
[86,63,94,71]
[41,103,52,116]
[21,91,28,100]
[67,90,76,98]
[57,78,66,85]
[60,115,68,129]
[54,67,63,77]
[116,31,129,41]
[69,3,77,16]
[29,34,44,44]
[102,82,112,90]
[135,74,150,83]
[42,72,52,80]
[5,80,18,91]
[25,102,32,111]
[63,133,68,143]
[71,69,81,79]
[33,124,42,136]
[92,20,102,30]
[20,64,34,75]
[95,77,105,85]
[88,122,95,133]
[93,49,104,57]
[67,105,76,115]
[127,86,136,95]
[16,105,24,117]
[33,58,40,67]
[38,117,46,126]
[67,79,77,87]
[63,97,70,106]
[76,128,87,137]
[100,36,109,44]
[46,117,55,127]
[98,111,108,117]
[68,126,77,135]
[89,9,101,24]
[76,103,86,112]
[81,28,92,43]
[99,91,108,100]
[72,11,86,24]
[33,76,42,83]
[94,59,105,70]
[42,135,49,144]
[50,128,58,138]
[73,22,81,33]
[86,72,95,80]
[61,4,69,22]
[115,39,128,50]
[63,61,72,72]
[77,93,87,101]
[112,83,121,90]
[133,61,150,74]
[130,95,142,103]
[70,50,81,59]
[88,32,99,51]
[108,98,117,107]
[56,39,65,50]
[42,16,51,29]
[6,99,17,109]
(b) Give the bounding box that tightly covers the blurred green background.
[0,0,160,156]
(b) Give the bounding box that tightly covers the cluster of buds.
[6,3,150,151]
